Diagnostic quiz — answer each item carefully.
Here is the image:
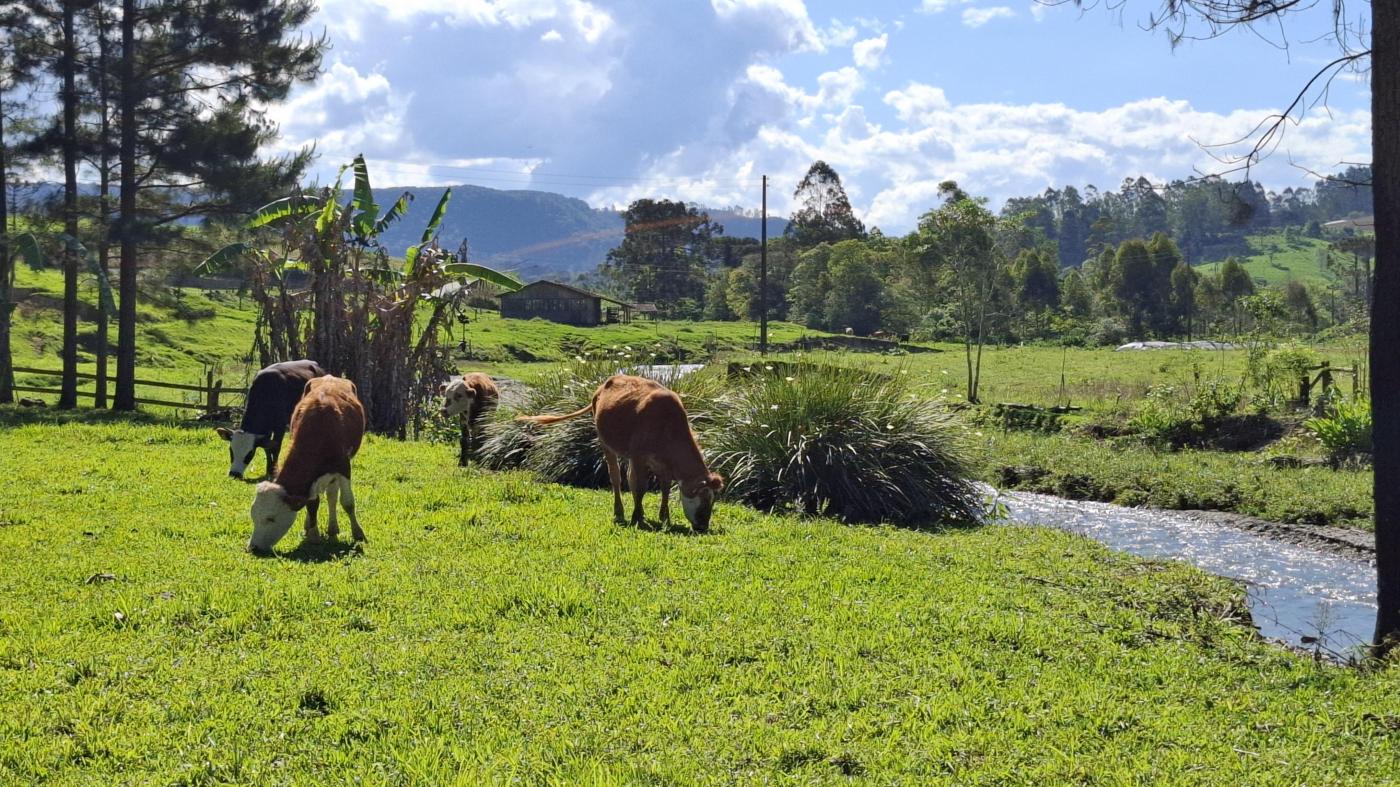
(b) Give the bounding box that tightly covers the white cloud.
[319,0,614,43]
[710,0,824,52]
[918,0,970,14]
[540,28,563,41]
[852,34,888,69]
[962,6,1015,27]
[1029,2,1047,22]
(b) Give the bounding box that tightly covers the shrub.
[703,366,984,527]
[479,357,722,488]
[1306,397,1372,463]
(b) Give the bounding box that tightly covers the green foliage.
[1306,397,1373,462]
[1127,382,1243,448]
[985,430,1374,529]
[784,160,866,246]
[705,366,984,526]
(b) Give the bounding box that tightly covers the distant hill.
[367,184,786,281]
[12,181,787,281]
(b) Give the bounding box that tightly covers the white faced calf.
[218,359,325,478]
[248,375,366,554]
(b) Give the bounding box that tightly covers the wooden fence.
[12,367,238,413]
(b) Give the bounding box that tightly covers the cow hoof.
[303,531,324,544]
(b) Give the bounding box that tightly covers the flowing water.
[996,491,1377,660]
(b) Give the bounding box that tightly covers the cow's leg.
[266,432,283,478]
[628,459,648,526]
[458,416,470,467]
[342,477,366,542]
[325,479,341,541]
[302,497,322,542]
[603,448,625,523]
[658,472,672,524]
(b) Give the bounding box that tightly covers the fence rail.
[12,366,238,412]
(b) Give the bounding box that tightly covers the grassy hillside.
[1195,230,1335,287]
[1,415,1396,783]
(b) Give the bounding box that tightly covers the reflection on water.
[997,491,1376,660]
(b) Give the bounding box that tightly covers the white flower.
[769,404,779,411]
[742,366,752,372]
[764,365,773,371]
[886,424,894,430]
[784,376,795,382]
[941,388,949,394]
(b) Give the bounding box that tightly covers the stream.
[995,491,1377,660]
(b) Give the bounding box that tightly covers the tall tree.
[785,160,865,247]
[603,199,720,318]
[114,0,323,410]
[1371,0,1399,655]
[916,181,1000,403]
[0,1,40,404]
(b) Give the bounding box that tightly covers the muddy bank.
[1167,509,1374,559]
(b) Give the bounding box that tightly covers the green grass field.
[1195,231,1335,287]
[2,414,1397,783]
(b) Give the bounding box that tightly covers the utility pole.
[760,174,768,355]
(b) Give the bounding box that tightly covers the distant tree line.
[599,161,1372,360]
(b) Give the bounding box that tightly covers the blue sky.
[270,0,1372,233]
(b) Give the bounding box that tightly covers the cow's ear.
[438,382,448,394]
[707,473,724,491]
[216,427,233,441]
[303,379,316,397]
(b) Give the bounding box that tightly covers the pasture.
[1194,230,1336,288]
[2,413,1398,783]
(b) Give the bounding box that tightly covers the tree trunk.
[1372,2,1400,657]
[59,1,79,409]
[114,0,137,411]
[94,1,114,410]
[0,85,12,404]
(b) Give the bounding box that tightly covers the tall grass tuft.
[1306,397,1372,464]
[478,358,722,488]
[703,366,984,527]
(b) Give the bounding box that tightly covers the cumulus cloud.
[962,6,1015,27]
[281,0,1371,237]
[918,0,970,14]
[852,34,888,69]
[1029,2,1047,22]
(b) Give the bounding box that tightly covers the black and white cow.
[217,359,326,478]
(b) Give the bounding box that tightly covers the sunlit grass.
[1,415,1397,782]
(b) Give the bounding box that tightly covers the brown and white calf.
[248,375,366,553]
[517,374,723,531]
[440,372,499,464]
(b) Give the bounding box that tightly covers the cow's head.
[248,481,308,553]
[217,428,266,478]
[439,380,477,418]
[679,472,724,533]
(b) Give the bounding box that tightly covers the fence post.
[206,371,222,412]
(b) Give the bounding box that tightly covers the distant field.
[2,415,1396,783]
[1195,230,1336,287]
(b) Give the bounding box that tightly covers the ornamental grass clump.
[478,356,721,488]
[703,366,984,527]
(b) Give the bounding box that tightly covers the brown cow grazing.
[440,372,499,465]
[517,374,723,532]
[248,375,366,553]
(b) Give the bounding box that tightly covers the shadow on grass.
[278,539,363,563]
[618,517,710,537]
[0,404,214,430]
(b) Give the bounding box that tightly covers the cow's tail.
[516,402,593,426]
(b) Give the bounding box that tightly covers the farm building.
[498,280,636,326]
